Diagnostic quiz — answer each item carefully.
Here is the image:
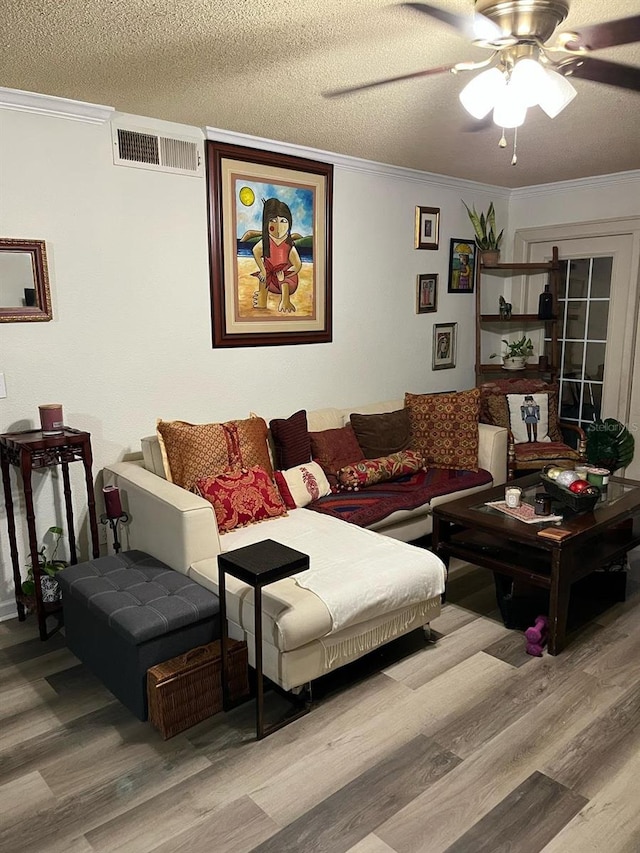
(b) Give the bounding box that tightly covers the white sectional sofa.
[103,398,507,692]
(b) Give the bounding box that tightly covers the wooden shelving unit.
[475,246,561,385]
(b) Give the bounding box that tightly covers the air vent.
[111,126,203,176]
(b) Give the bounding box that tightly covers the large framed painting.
[206,141,333,347]
[447,238,476,293]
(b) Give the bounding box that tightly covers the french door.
[522,231,639,477]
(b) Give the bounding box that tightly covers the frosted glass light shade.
[510,58,549,107]
[459,67,506,119]
[538,68,577,118]
[492,82,527,128]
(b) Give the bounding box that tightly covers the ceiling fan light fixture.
[537,67,578,117]
[459,67,506,119]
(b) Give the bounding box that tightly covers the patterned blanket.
[305,468,492,528]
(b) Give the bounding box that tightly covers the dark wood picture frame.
[0,238,52,322]
[414,206,440,250]
[206,141,333,347]
[447,238,476,293]
[416,273,438,313]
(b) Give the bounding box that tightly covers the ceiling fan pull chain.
[511,127,518,165]
[498,129,507,148]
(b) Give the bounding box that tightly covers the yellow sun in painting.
[239,186,255,206]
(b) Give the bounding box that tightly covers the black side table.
[218,539,310,739]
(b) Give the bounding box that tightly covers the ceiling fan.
[326,1,640,133]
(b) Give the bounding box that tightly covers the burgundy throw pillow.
[309,425,365,488]
[195,466,287,533]
[269,410,312,470]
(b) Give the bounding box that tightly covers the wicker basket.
[147,639,249,739]
[540,473,600,513]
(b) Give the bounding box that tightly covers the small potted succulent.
[21,526,67,603]
[462,200,503,264]
[490,336,534,370]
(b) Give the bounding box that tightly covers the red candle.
[103,485,123,519]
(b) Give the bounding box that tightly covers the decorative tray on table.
[540,473,600,513]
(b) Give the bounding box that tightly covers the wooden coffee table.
[432,473,640,654]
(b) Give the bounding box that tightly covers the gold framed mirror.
[0,238,52,322]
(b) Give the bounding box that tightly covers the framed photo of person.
[433,322,457,370]
[416,273,438,313]
[447,239,476,293]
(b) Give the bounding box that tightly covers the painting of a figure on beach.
[207,141,333,347]
[234,181,315,320]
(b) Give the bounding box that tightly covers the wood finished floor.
[1,554,640,853]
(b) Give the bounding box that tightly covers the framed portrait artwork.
[416,273,438,313]
[206,140,333,347]
[433,322,457,370]
[414,206,440,250]
[447,238,476,293]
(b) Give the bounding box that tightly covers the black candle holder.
[99,512,129,554]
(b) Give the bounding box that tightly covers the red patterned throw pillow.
[337,450,425,490]
[405,389,480,471]
[195,466,287,533]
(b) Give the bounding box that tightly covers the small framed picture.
[414,206,440,250]
[433,322,457,370]
[447,238,476,293]
[416,273,438,313]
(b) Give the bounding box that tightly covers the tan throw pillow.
[157,416,272,491]
[349,408,410,458]
[405,388,480,471]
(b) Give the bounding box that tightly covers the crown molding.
[0,87,114,124]
[204,125,510,197]
[511,170,640,198]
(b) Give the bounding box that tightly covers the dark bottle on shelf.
[537,284,553,320]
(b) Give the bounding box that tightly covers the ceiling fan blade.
[562,15,640,51]
[401,2,500,42]
[563,56,640,92]
[323,63,456,98]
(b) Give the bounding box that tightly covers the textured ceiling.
[1,0,639,187]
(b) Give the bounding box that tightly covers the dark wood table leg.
[81,439,100,558]
[254,585,265,740]
[21,451,46,640]
[432,515,450,601]
[548,549,570,655]
[1,449,25,621]
[218,564,229,710]
[61,461,78,564]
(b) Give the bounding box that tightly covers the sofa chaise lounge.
[103,396,507,693]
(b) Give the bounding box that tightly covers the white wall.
[0,102,506,617]
[2,97,639,621]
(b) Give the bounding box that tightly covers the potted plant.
[462,200,503,264]
[586,418,635,473]
[21,526,67,602]
[490,335,534,370]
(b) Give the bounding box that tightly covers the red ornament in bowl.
[568,479,591,494]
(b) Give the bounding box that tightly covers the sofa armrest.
[103,461,222,575]
[478,423,508,487]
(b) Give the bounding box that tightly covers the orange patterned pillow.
[405,389,480,471]
[195,466,287,533]
[157,416,272,491]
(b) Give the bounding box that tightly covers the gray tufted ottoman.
[57,550,220,720]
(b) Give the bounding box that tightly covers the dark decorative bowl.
[540,473,601,513]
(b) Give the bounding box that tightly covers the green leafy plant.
[21,526,67,596]
[490,336,534,360]
[586,418,635,473]
[462,200,504,251]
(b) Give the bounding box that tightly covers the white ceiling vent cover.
[112,126,203,176]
